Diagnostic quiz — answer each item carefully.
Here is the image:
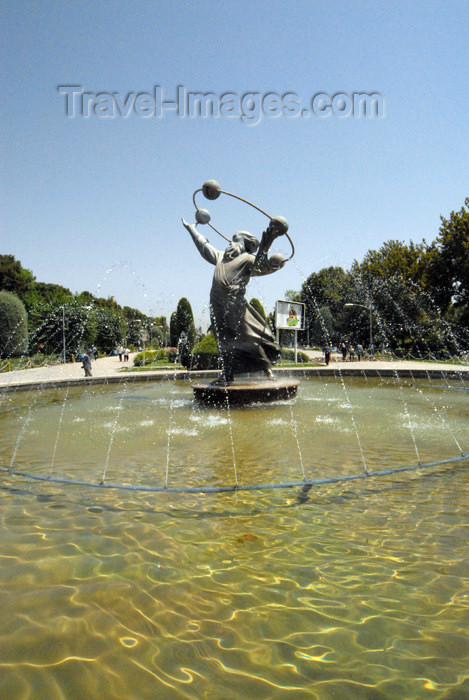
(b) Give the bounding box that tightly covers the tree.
[358,239,430,289]
[426,198,469,325]
[308,305,337,345]
[284,290,301,301]
[169,311,178,347]
[122,307,145,346]
[35,282,73,307]
[153,316,168,333]
[249,297,266,320]
[148,316,169,346]
[28,300,96,357]
[0,291,28,358]
[0,255,37,309]
[353,218,468,353]
[300,266,353,345]
[170,298,196,347]
[94,307,126,353]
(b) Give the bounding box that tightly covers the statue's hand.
[261,226,277,248]
[181,218,192,231]
[261,219,288,248]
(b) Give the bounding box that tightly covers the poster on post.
[275,300,305,330]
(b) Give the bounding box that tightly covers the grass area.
[0,354,60,373]
[277,360,323,368]
[393,356,468,365]
[120,361,184,372]
[122,360,324,372]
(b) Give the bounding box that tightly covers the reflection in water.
[0,377,468,698]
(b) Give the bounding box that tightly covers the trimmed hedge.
[191,333,220,370]
[281,348,309,363]
[0,291,28,358]
[133,348,173,366]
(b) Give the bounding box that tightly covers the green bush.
[281,348,309,363]
[0,291,28,358]
[191,333,219,370]
[166,348,178,363]
[133,349,166,366]
[0,352,59,372]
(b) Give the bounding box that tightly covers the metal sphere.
[271,216,289,234]
[270,253,286,267]
[202,179,221,200]
[195,208,211,225]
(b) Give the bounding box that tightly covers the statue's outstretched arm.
[181,219,221,266]
[252,218,288,276]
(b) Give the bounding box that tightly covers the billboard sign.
[275,300,305,330]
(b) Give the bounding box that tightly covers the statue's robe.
[188,227,281,376]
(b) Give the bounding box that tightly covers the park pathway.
[0,350,468,390]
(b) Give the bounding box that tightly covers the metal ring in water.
[1,453,467,495]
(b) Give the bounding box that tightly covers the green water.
[0,377,468,698]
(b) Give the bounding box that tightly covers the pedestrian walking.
[82,352,92,377]
[323,344,331,366]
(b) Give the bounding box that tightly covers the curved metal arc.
[207,222,231,242]
[192,187,295,259]
[220,189,295,261]
[219,189,272,219]
[283,233,295,261]
[192,188,230,242]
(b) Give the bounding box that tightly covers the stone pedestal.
[192,378,298,406]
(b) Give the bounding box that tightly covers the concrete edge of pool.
[1,363,468,392]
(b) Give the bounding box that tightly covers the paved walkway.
[0,351,468,389]
[0,354,139,388]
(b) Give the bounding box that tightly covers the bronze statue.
[182,214,289,383]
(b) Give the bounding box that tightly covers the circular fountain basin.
[1,373,468,700]
[1,375,467,493]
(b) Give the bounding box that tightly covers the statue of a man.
[182,216,288,383]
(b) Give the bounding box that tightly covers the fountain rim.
[1,365,468,393]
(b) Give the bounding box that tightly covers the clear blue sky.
[2,0,468,328]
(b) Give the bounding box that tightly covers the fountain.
[2,180,467,494]
[1,190,469,699]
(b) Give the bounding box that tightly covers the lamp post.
[344,302,373,350]
[62,306,66,364]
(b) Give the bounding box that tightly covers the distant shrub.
[281,348,309,363]
[0,352,60,373]
[0,291,28,358]
[191,333,219,370]
[133,349,166,366]
[165,348,178,363]
[178,338,192,369]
